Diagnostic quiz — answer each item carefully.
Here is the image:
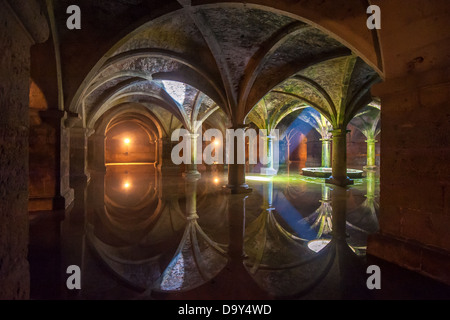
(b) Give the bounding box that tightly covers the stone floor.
[28,164,450,300]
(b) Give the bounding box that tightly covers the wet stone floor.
[28,164,450,300]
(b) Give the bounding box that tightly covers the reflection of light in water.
[246,175,272,182]
[160,253,185,291]
[124,138,131,144]
[307,239,330,253]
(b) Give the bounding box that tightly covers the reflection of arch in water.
[92,173,160,244]
[193,177,229,240]
[153,215,227,293]
[249,237,368,299]
[344,172,380,250]
[153,177,228,293]
[84,193,187,293]
[244,207,337,298]
[244,209,312,272]
[244,179,370,298]
[138,197,187,247]
[85,224,162,292]
[244,180,316,273]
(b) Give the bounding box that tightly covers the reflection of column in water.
[330,184,370,299]
[262,179,274,209]
[366,170,376,202]
[307,184,333,239]
[363,170,379,230]
[153,175,227,293]
[185,176,199,219]
[331,185,347,241]
[228,194,248,260]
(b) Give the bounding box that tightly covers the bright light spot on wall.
[162,80,186,105]
[124,138,131,145]
[123,181,131,189]
[214,139,220,146]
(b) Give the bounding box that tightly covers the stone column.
[326,128,353,186]
[364,138,377,170]
[156,137,180,176]
[260,135,277,175]
[183,132,201,179]
[70,126,91,185]
[35,109,74,210]
[320,138,332,168]
[88,132,106,173]
[226,126,251,194]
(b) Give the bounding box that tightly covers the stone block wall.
[0,0,48,299]
[368,67,450,284]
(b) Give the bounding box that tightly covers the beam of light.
[246,175,273,182]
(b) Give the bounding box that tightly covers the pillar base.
[29,188,75,212]
[364,165,378,171]
[224,183,252,194]
[325,176,354,187]
[183,170,201,179]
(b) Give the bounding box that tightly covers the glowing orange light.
[214,140,220,146]
[123,181,131,189]
[213,178,219,184]
[124,138,131,144]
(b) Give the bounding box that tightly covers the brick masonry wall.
[368,68,450,284]
[0,1,48,299]
[0,7,33,299]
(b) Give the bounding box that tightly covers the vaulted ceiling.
[43,0,381,132]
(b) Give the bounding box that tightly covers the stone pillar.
[226,126,251,194]
[70,126,91,184]
[88,132,106,173]
[286,140,291,164]
[183,132,201,179]
[0,0,49,299]
[320,138,332,168]
[326,128,353,186]
[29,109,74,211]
[260,135,277,175]
[364,138,377,170]
[156,137,180,176]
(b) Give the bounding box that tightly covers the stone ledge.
[367,232,450,286]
